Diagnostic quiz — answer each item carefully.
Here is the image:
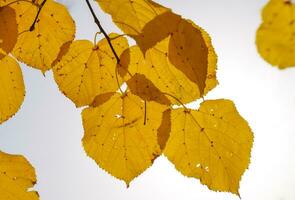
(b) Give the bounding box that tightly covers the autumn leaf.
[119,35,217,104]
[0,151,39,200]
[82,92,167,185]
[0,5,17,59]
[164,99,253,195]
[53,33,128,107]
[0,56,25,124]
[96,0,169,36]
[256,0,295,68]
[10,0,75,72]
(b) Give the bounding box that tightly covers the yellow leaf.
[82,92,167,185]
[164,99,253,195]
[0,56,25,124]
[0,6,17,59]
[53,34,128,107]
[11,0,75,72]
[0,151,39,200]
[256,0,295,68]
[119,35,216,104]
[96,0,169,36]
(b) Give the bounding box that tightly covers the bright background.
[1,0,295,200]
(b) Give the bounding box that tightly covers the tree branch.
[85,0,120,64]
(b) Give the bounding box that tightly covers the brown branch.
[29,0,47,31]
[85,0,120,63]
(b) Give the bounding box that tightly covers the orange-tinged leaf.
[11,0,75,72]
[133,11,182,53]
[96,0,169,36]
[0,56,25,124]
[164,99,253,195]
[82,92,167,185]
[126,73,171,105]
[0,151,39,200]
[169,19,217,96]
[53,34,128,107]
[256,0,295,68]
[157,109,171,151]
[0,6,17,59]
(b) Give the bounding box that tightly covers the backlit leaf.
[0,5,17,59]
[53,34,128,107]
[119,36,216,104]
[164,99,253,195]
[82,92,167,185]
[96,0,169,36]
[0,56,25,124]
[0,151,39,200]
[169,19,217,96]
[256,0,295,68]
[11,0,75,72]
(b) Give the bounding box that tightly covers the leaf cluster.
[0,0,254,198]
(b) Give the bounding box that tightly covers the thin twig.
[85,0,120,63]
[29,0,47,31]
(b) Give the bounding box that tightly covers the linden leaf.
[53,34,128,107]
[169,19,218,96]
[96,0,169,36]
[0,151,39,200]
[164,99,253,195]
[0,5,17,59]
[256,0,295,68]
[0,56,25,124]
[119,36,216,104]
[11,0,75,72]
[82,92,167,185]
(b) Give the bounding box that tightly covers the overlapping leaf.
[164,99,253,195]
[119,40,200,105]
[0,56,25,124]
[0,5,17,59]
[119,34,217,104]
[53,34,128,107]
[9,0,75,72]
[0,151,39,200]
[82,92,167,185]
[256,0,295,68]
[96,0,169,36]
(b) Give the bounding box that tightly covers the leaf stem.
[29,0,47,31]
[162,92,188,109]
[85,0,120,64]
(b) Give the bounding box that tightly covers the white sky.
[1,0,295,200]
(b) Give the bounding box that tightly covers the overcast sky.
[1,0,295,200]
